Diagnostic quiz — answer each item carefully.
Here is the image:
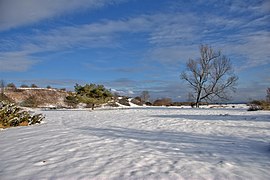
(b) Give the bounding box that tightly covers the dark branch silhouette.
[181,45,238,107]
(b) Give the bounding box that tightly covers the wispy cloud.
[229,31,270,69]
[0,51,38,72]
[103,77,190,100]
[147,13,199,46]
[228,0,270,15]
[1,6,269,72]
[2,15,154,51]
[31,16,153,50]
[0,15,153,72]
[144,2,270,69]
[0,0,127,31]
[84,63,145,73]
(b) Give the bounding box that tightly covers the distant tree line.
[0,81,69,92]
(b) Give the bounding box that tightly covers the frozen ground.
[1,106,270,179]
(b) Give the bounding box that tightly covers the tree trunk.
[91,103,95,110]
[195,89,201,108]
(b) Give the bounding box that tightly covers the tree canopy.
[74,83,112,109]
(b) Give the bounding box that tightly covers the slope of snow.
[1,107,270,179]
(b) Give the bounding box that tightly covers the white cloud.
[31,16,152,50]
[144,7,270,70]
[0,52,38,72]
[127,90,134,95]
[0,14,154,72]
[0,0,126,31]
[110,88,134,96]
[1,12,200,55]
[146,45,199,65]
[228,0,270,15]
[210,30,270,70]
[233,32,270,68]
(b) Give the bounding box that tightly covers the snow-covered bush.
[248,100,270,111]
[145,101,152,106]
[106,102,119,107]
[153,98,172,106]
[0,101,44,128]
[131,97,143,106]
[118,97,130,106]
[247,105,262,111]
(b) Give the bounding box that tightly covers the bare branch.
[180,45,238,107]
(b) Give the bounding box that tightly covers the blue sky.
[0,0,269,102]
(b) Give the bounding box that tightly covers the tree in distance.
[181,45,238,108]
[7,83,16,89]
[74,83,112,110]
[266,88,270,103]
[31,84,38,88]
[20,84,29,88]
[140,91,150,103]
[0,80,5,99]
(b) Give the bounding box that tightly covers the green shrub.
[64,95,79,108]
[20,95,40,108]
[75,83,113,109]
[0,101,44,128]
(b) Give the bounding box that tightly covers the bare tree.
[7,83,17,90]
[266,88,270,103]
[181,45,238,107]
[140,91,150,103]
[0,80,5,98]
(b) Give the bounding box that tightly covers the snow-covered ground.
[1,106,270,179]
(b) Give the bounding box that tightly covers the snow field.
[0,107,270,179]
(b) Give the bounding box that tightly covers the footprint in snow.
[219,114,229,116]
[34,160,47,166]
[217,160,233,168]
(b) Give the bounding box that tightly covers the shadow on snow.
[149,114,270,123]
[77,126,270,165]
